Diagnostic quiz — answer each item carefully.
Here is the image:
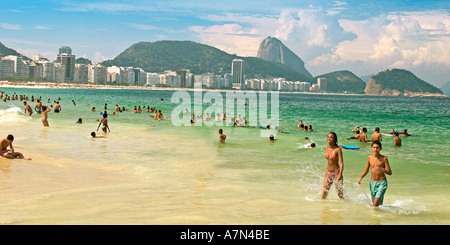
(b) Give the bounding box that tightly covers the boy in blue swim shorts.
[357,141,392,207]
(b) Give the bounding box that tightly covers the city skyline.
[1,0,449,87]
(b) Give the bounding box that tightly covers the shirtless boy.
[371,127,382,142]
[359,127,371,143]
[0,134,31,160]
[35,100,42,113]
[357,141,392,207]
[219,128,226,143]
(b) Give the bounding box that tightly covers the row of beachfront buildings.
[0,46,327,92]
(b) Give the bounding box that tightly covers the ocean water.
[0,86,449,225]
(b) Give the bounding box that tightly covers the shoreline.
[1,81,447,98]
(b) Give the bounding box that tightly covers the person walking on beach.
[371,127,382,142]
[0,134,31,160]
[357,141,392,207]
[97,113,110,133]
[219,128,226,143]
[41,105,51,127]
[322,132,344,199]
[23,102,33,116]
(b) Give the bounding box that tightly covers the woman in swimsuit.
[322,132,344,199]
[41,105,51,127]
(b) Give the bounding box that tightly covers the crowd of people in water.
[1,89,413,208]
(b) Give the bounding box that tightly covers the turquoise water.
[0,86,449,224]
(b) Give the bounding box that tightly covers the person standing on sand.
[0,134,31,160]
[41,105,51,127]
[23,102,33,116]
[322,132,344,200]
[358,141,392,207]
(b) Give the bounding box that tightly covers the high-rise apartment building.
[232,59,244,89]
[317,77,327,92]
[59,46,72,55]
[56,46,75,82]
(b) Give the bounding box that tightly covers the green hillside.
[0,42,30,60]
[366,69,443,94]
[101,41,311,81]
[313,70,366,94]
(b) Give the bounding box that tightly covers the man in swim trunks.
[346,130,360,140]
[357,141,392,207]
[54,101,61,112]
[24,102,33,116]
[35,100,42,113]
[0,134,31,160]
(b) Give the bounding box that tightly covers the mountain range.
[101,40,311,82]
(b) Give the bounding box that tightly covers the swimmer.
[371,127,382,142]
[35,99,42,113]
[54,101,61,113]
[268,134,276,143]
[401,129,411,136]
[322,132,344,199]
[299,142,316,149]
[219,129,226,143]
[41,105,51,127]
[357,141,392,207]
[394,132,401,146]
[76,118,82,124]
[91,132,106,138]
[346,130,360,140]
[92,107,96,112]
[23,101,33,116]
[297,120,304,129]
[0,134,31,160]
[359,127,371,143]
[97,113,110,133]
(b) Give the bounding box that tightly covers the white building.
[88,63,107,84]
[317,77,327,92]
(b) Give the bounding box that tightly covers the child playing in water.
[218,128,226,143]
[357,141,392,207]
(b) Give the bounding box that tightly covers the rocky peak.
[257,36,312,78]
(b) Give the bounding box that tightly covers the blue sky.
[1,0,449,87]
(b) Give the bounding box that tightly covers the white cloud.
[128,23,160,31]
[92,52,109,63]
[189,23,261,56]
[35,25,50,30]
[0,23,23,30]
[306,11,450,85]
